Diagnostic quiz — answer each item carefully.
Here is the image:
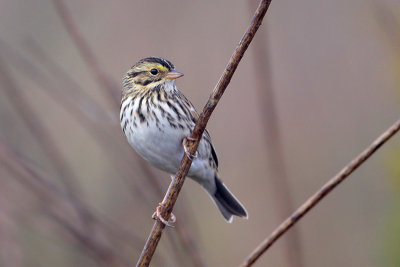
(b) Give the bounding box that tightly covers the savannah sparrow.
[120,57,248,223]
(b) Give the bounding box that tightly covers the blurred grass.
[384,148,400,267]
[0,0,400,266]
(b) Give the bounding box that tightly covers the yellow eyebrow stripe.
[137,63,169,72]
[156,65,168,72]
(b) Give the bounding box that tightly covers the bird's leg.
[182,137,198,160]
[152,202,176,227]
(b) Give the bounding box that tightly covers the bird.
[120,57,248,223]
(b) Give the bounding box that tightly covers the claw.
[152,203,176,227]
[182,137,198,160]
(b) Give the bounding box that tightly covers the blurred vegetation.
[0,0,399,266]
[384,148,400,267]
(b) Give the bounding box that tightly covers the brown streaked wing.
[178,90,219,168]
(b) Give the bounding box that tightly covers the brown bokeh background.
[0,0,399,266]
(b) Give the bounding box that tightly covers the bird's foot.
[152,203,176,227]
[182,137,198,160]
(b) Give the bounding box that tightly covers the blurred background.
[0,0,399,266]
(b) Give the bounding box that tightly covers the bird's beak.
[166,69,184,80]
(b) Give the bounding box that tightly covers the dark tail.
[213,177,248,223]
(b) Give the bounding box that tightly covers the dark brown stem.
[136,0,272,266]
[240,119,400,267]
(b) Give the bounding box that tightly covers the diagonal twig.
[240,119,400,267]
[136,0,273,266]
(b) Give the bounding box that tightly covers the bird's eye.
[150,68,158,75]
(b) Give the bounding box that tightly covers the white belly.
[126,120,189,174]
[120,93,216,192]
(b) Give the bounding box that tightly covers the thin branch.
[136,0,273,266]
[240,119,400,267]
[247,1,304,265]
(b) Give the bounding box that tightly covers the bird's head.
[122,57,183,95]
